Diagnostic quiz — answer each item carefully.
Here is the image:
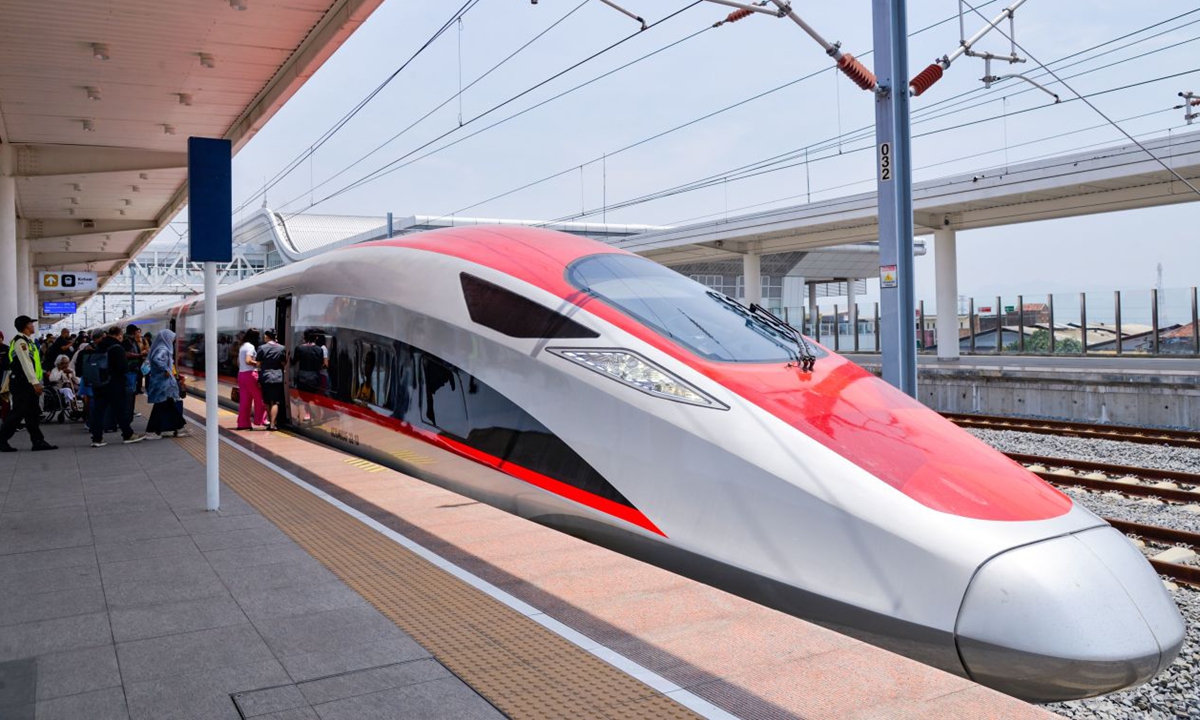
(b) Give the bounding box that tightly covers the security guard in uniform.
[0,315,58,452]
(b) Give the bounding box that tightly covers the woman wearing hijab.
[144,329,188,439]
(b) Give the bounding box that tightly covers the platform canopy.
[614,130,1200,265]
[0,0,385,319]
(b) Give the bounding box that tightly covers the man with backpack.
[86,326,144,448]
[0,316,58,452]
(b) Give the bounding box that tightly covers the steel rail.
[946,412,1200,449]
[1105,518,1200,588]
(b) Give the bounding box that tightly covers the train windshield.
[567,253,820,363]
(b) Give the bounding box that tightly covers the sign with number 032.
[878,142,892,182]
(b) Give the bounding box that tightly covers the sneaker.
[0,443,16,453]
[122,434,146,445]
[91,440,108,448]
[143,434,163,441]
[173,429,192,438]
[31,443,58,451]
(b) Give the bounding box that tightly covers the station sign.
[42,301,78,316]
[978,306,993,313]
[1004,305,1016,313]
[39,271,98,292]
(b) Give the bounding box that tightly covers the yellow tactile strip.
[175,430,701,720]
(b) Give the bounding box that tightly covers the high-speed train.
[130,225,1183,702]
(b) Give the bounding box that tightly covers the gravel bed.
[1049,586,1200,720]
[968,428,1200,475]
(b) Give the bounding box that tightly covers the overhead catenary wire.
[233,5,1198,252]
[961,0,1200,198]
[432,4,1195,226]
[543,67,1200,227]
[233,0,484,215]
[227,1,709,251]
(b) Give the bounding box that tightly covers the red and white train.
[130,226,1184,702]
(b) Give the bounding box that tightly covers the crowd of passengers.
[0,316,331,452]
[0,317,192,451]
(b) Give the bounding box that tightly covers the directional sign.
[42,301,78,316]
[1004,305,1016,313]
[39,271,98,292]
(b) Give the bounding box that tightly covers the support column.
[808,283,818,329]
[846,278,858,346]
[935,227,960,360]
[0,146,18,329]
[743,252,762,306]
[15,236,30,318]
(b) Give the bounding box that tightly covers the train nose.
[955,526,1185,703]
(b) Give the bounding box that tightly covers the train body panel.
[129,225,1183,702]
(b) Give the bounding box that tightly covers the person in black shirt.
[255,329,287,431]
[293,330,325,424]
[87,326,145,448]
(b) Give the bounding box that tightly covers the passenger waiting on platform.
[0,316,58,452]
[256,329,287,431]
[72,330,104,422]
[144,328,188,439]
[122,325,146,423]
[86,326,145,448]
[294,330,324,424]
[236,328,266,430]
[48,355,80,410]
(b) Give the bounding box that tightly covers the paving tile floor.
[0,419,503,720]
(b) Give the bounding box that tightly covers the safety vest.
[8,336,42,385]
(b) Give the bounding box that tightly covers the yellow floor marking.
[175,426,698,720]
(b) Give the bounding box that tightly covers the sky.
[160,0,1200,320]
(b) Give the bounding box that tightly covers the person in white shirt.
[236,328,266,430]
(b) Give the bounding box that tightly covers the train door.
[274,295,293,425]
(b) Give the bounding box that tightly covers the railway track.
[946,412,1200,449]
[1009,452,1200,504]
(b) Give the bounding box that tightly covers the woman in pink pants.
[236,328,266,429]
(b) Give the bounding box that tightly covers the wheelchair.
[41,383,85,424]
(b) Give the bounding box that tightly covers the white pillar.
[204,262,220,511]
[742,252,762,305]
[15,236,30,318]
[846,277,858,342]
[935,227,960,360]
[0,146,18,330]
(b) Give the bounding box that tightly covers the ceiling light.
[162,124,176,135]
[81,119,95,132]
[91,43,110,61]
[177,93,193,106]
[198,53,215,69]
[117,209,127,216]
[138,172,149,180]
[85,86,101,101]
[71,183,82,192]
[122,199,132,206]
[68,208,76,216]
[131,185,140,193]
[68,197,79,205]
[230,0,247,10]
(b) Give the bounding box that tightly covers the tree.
[1006,329,1083,354]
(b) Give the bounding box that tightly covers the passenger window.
[353,340,393,411]
[460,273,598,339]
[420,355,469,438]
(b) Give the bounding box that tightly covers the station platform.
[848,353,1200,428]
[0,399,1055,720]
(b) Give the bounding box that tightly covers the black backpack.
[83,349,109,386]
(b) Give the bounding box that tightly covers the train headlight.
[548,348,727,409]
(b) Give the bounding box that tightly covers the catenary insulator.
[724,8,753,23]
[909,63,944,96]
[837,53,876,91]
